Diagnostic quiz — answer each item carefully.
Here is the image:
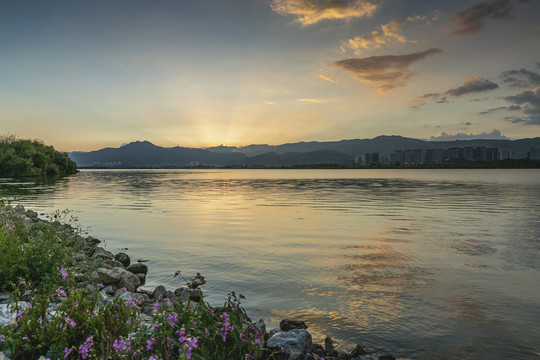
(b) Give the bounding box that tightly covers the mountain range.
[68,135,540,168]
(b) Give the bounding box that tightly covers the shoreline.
[0,204,398,360]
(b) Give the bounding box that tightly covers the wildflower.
[16,309,24,318]
[97,282,105,289]
[153,324,161,331]
[245,354,255,360]
[65,316,76,327]
[153,301,160,311]
[240,332,246,342]
[204,329,210,337]
[23,290,31,296]
[56,289,67,297]
[20,279,26,286]
[78,336,93,359]
[113,338,131,352]
[280,346,285,353]
[64,347,72,359]
[146,337,156,351]
[168,312,179,327]
[174,270,181,278]
[60,267,68,279]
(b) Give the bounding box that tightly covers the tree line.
[0,135,77,177]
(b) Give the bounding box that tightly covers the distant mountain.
[68,136,540,168]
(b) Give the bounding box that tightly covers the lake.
[1,169,539,359]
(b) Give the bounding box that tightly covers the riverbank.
[0,204,397,360]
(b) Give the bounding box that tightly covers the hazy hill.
[68,136,540,168]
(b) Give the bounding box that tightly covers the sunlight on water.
[1,169,539,359]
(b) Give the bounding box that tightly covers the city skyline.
[1,0,539,152]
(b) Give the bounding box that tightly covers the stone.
[92,247,114,260]
[378,356,396,360]
[312,344,325,357]
[267,329,312,360]
[351,356,373,360]
[14,204,25,213]
[189,288,202,302]
[280,319,308,332]
[174,287,190,303]
[97,267,141,292]
[26,209,38,219]
[103,285,117,295]
[97,267,122,284]
[136,273,146,285]
[350,345,367,358]
[127,262,148,275]
[153,285,168,300]
[114,252,131,267]
[325,336,339,357]
[255,318,267,339]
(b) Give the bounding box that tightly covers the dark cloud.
[445,76,499,96]
[335,48,443,92]
[503,87,540,125]
[478,105,521,114]
[501,68,540,87]
[450,0,530,35]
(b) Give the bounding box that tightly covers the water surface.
[2,169,539,359]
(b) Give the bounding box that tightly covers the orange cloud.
[335,48,443,92]
[347,19,408,54]
[270,0,376,26]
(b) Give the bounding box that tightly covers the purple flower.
[20,279,26,286]
[240,332,246,342]
[153,324,161,331]
[64,347,72,359]
[97,282,105,289]
[168,312,179,327]
[146,337,156,351]
[22,290,31,296]
[60,267,68,279]
[153,301,160,311]
[113,338,131,352]
[56,289,67,297]
[204,329,210,337]
[16,309,24,318]
[78,336,93,359]
[245,354,255,360]
[65,316,76,327]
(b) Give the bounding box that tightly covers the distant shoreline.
[76,158,540,170]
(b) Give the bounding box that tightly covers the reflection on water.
[1,169,540,359]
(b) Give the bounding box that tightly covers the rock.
[267,329,312,360]
[304,354,315,360]
[136,273,146,285]
[86,236,101,245]
[255,318,267,339]
[118,291,149,305]
[153,285,168,300]
[92,247,114,260]
[325,336,339,357]
[351,356,373,360]
[174,288,190,303]
[97,267,141,292]
[378,356,396,360]
[103,285,117,295]
[312,344,325,357]
[189,288,202,302]
[127,262,148,275]
[114,253,131,267]
[350,345,367,358]
[280,319,308,332]
[26,209,38,219]
[14,204,25,213]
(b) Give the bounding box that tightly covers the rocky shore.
[0,205,398,360]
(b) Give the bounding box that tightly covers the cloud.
[319,74,341,84]
[478,105,521,114]
[450,0,531,35]
[445,76,499,96]
[334,48,443,92]
[346,14,440,55]
[270,0,377,26]
[347,19,408,54]
[503,87,540,124]
[296,98,329,103]
[430,129,508,140]
[501,68,540,87]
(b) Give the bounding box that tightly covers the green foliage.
[0,206,78,292]
[0,135,77,177]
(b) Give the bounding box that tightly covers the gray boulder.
[97,267,141,292]
[267,329,312,360]
[114,253,131,267]
[127,262,148,275]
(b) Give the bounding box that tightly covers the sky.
[1,0,539,151]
